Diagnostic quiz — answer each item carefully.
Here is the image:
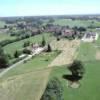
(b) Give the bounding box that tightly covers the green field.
[53,19,100,28]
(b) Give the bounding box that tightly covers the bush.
[41,77,63,100]
[23,49,31,54]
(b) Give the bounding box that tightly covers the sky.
[0,0,100,17]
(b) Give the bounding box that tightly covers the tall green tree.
[47,44,52,52]
[14,50,20,58]
[41,36,46,47]
[68,60,85,77]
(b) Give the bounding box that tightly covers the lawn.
[3,33,55,56]
[50,61,100,100]
[53,19,100,28]
[1,50,60,80]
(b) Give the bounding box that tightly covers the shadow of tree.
[62,74,82,82]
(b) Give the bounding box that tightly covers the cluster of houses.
[0,20,99,42]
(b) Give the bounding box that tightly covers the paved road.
[0,48,44,78]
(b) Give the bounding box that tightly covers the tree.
[41,78,63,100]
[46,44,52,52]
[0,46,9,68]
[68,60,85,77]
[41,36,46,47]
[14,50,20,58]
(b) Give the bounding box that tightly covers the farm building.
[61,29,74,37]
[31,43,40,52]
[82,32,98,42]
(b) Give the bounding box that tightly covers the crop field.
[50,39,80,66]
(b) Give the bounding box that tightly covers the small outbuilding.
[82,32,98,42]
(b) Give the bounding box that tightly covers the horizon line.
[0,13,100,18]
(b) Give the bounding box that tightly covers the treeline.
[0,34,31,47]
